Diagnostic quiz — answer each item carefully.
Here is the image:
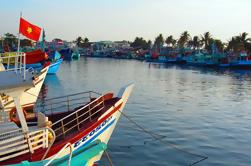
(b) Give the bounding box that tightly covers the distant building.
[113,41,131,50]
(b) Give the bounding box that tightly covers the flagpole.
[17,12,23,78]
[17,12,22,54]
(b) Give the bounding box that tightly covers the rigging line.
[118,110,208,166]
[118,123,167,144]
[105,150,114,166]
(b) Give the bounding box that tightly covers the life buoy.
[9,107,28,123]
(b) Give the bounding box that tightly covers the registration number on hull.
[74,116,113,148]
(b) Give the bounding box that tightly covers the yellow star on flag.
[27,27,33,34]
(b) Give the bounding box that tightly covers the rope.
[118,110,208,166]
[118,123,167,144]
[105,150,114,166]
[25,91,208,165]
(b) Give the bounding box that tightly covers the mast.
[41,29,45,51]
[15,12,29,133]
[17,12,22,54]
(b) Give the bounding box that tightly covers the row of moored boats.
[0,17,133,166]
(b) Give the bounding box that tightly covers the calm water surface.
[43,58,251,166]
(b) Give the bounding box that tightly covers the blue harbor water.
[43,58,251,166]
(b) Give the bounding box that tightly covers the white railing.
[35,91,101,114]
[52,94,105,139]
[0,52,26,80]
[0,127,55,162]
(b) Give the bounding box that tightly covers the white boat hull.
[1,67,48,113]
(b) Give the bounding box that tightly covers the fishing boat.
[189,51,206,66]
[47,58,63,74]
[230,52,251,69]
[71,49,80,60]
[0,52,134,165]
[0,53,48,115]
[158,55,169,63]
[59,48,77,60]
[1,50,62,75]
[219,56,231,67]
[203,54,222,67]
[25,49,63,74]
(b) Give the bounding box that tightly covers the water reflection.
[42,58,251,166]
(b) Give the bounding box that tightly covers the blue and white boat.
[25,50,63,74]
[47,58,63,74]
[230,52,251,69]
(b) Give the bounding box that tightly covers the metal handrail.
[34,91,102,115]
[52,95,105,138]
[52,95,104,127]
[40,97,89,106]
[41,91,101,102]
[55,105,104,138]
[0,52,26,80]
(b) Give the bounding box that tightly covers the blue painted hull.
[48,59,63,74]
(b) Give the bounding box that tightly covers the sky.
[1,0,251,42]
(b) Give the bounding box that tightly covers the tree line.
[131,31,251,53]
[1,32,251,53]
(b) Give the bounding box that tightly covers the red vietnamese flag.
[19,17,41,41]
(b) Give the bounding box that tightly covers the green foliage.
[227,32,251,52]
[154,34,164,48]
[75,36,83,47]
[178,31,190,48]
[131,37,150,50]
[165,35,176,47]
[201,32,212,51]
[3,33,18,49]
[74,36,90,48]
[192,36,201,49]
[211,39,224,52]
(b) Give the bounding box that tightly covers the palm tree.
[154,34,164,49]
[131,37,148,49]
[239,32,251,43]
[201,32,212,51]
[165,35,175,47]
[75,36,84,47]
[178,31,190,48]
[213,39,224,52]
[237,32,251,50]
[171,39,177,48]
[147,40,152,49]
[192,36,201,49]
[83,37,90,48]
[227,32,251,52]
